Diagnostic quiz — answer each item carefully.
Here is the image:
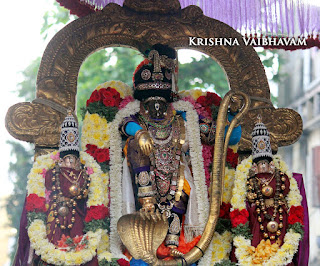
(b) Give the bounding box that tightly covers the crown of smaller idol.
[252,116,273,163]
[59,110,79,158]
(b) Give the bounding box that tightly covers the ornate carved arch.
[5,0,303,264]
[5,0,302,155]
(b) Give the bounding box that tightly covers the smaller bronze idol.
[246,116,290,246]
[45,111,91,240]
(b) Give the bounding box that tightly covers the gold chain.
[61,169,83,184]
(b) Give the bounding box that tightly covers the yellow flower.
[75,255,83,265]
[190,89,205,100]
[178,90,191,98]
[56,251,66,262]
[82,113,110,149]
[99,251,113,262]
[33,167,42,174]
[64,253,74,265]
[93,132,102,140]
[217,252,224,260]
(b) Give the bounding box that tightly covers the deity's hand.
[135,130,154,156]
[139,197,167,222]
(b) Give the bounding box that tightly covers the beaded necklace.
[51,163,91,230]
[247,168,286,244]
[148,116,185,205]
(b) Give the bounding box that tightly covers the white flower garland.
[106,99,210,257]
[173,100,209,229]
[197,165,235,266]
[198,230,233,266]
[108,100,141,259]
[231,155,302,265]
[27,151,106,265]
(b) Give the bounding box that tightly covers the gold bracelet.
[138,186,156,197]
[134,129,146,142]
[165,234,180,247]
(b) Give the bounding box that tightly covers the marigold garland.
[81,112,110,150]
[26,151,108,265]
[230,155,303,265]
[81,80,133,151]
[81,81,134,262]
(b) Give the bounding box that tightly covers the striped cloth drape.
[57,0,320,49]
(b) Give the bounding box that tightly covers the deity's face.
[256,159,270,174]
[60,154,79,169]
[143,96,168,119]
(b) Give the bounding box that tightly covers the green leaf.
[99,162,110,173]
[27,212,47,228]
[86,102,119,122]
[99,258,120,266]
[83,218,110,233]
[215,259,236,266]
[288,222,304,239]
[65,237,74,245]
[215,218,232,235]
[231,222,252,239]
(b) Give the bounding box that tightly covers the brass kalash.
[5,0,302,264]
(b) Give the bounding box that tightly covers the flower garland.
[81,81,134,263]
[26,151,108,265]
[81,80,133,151]
[82,84,231,263]
[230,155,303,265]
[108,100,140,259]
[172,100,210,228]
[200,165,236,265]
[180,90,236,265]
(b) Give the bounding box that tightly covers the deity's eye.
[165,70,172,80]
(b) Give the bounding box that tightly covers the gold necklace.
[61,169,83,184]
[255,173,275,197]
[51,163,91,230]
